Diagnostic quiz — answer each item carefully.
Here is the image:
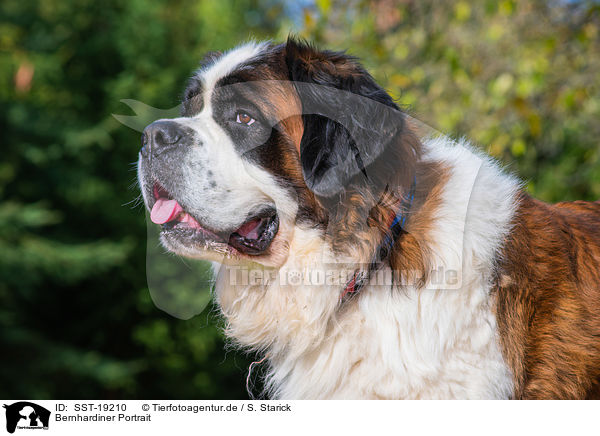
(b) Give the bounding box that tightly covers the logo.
[3,402,50,434]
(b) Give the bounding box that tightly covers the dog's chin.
[159,227,291,267]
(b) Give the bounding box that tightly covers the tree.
[0,0,281,399]
[301,0,600,201]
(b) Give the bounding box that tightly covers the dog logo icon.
[3,402,50,433]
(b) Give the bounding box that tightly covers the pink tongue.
[150,199,183,224]
[236,218,263,240]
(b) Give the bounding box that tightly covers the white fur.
[215,136,520,399]
[199,41,269,106]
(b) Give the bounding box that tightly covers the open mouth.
[150,183,279,255]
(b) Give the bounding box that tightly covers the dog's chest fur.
[215,137,518,399]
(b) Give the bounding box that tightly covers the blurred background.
[1,0,599,399]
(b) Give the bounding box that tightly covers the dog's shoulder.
[494,192,600,399]
[554,199,600,233]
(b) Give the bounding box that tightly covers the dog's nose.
[141,120,183,156]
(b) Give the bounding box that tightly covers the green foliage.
[1,0,598,399]
[305,0,600,202]
[0,0,278,399]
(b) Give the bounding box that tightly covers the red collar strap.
[340,271,366,301]
[340,179,416,302]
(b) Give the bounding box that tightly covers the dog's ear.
[284,37,418,199]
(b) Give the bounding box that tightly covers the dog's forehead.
[199,42,271,103]
[182,42,272,118]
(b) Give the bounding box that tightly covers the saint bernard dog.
[137,38,600,399]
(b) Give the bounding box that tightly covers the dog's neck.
[214,136,519,399]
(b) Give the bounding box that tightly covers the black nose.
[141,120,183,156]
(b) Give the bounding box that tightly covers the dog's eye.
[235,112,255,126]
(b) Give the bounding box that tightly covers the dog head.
[138,38,420,267]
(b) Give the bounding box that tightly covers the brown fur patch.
[494,194,600,399]
[390,159,451,287]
